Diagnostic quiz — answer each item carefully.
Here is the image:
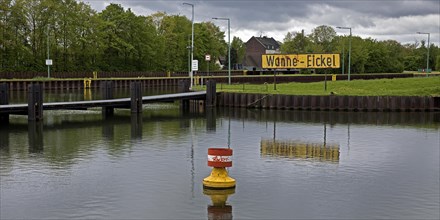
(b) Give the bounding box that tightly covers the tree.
[281,30,311,53]
[98,4,134,71]
[0,0,12,70]
[194,21,226,71]
[150,12,191,72]
[231,36,245,65]
[309,25,336,52]
[71,2,103,71]
[281,26,411,74]
[381,40,404,73]
[436,55,440,71]
[5,2,435,74]
[402,41,429,71]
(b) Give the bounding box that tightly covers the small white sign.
[46,59,53,66]
[208,155,231,162]
[192,60,198,71]
[205,54,211,61]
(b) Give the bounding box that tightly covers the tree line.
[1,0,227,72]
[1,0,438,74]
[282,25,440,73]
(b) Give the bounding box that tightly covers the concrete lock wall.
[217,93,440,112]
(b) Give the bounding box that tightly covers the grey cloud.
[331,0,440,18]
[90,1,438,26]
[86,0,439,44]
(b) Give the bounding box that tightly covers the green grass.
[198,76,440,96]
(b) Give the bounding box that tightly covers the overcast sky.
[86,0,439,45]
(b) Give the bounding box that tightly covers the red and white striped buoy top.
[207,148,233,167]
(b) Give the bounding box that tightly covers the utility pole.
[212,17,231,84]
[183,3,194,89]
[46,25,51,78]
[337,26,352,81]
[417,32,431,75]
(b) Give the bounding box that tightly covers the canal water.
[1,90,439,219]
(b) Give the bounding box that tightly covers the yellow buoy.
[203,148,236,189]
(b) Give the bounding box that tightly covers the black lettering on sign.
[266,55,275,67]
[327,57,332,67]
[286,57,292,67]
[307,55,312,68]
[292,57,298,67]
[322,55,327,67]
[263,54,340,69]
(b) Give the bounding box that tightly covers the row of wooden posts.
[0,80,217,122]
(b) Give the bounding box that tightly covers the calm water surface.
[1,92,439,219]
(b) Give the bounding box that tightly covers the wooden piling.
[27,84,43,121]
[434,97,440,110]
[130,81,142,113]
[101,81,114,118]
[0,83,9,123]
[206,80,216,108]
[179,80,190,113]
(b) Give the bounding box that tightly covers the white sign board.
[192,60,198,71]
[205,54,211,61]
[46,59,53,66]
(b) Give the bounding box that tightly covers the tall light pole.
[187,35,191,74]
[47,24,50,78]
[342,37,345,75]
[417,32,430,75]
[212,17,231,85]
[337,26,352,81]
[183,2,194,89]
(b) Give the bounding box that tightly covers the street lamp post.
[187,35,191,74]
[212,17,231,85]
[417,32,430,75]
[47,25,50,78]
[337,26,352,81]
[342,37,345,75]
[183,2,194,89]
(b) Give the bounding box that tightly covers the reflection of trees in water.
[260,139,340,162]
[1,107,206,169]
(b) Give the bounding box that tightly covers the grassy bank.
[203,76,440,96]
